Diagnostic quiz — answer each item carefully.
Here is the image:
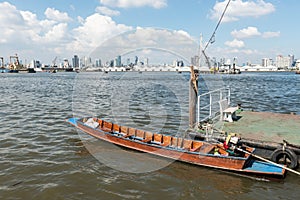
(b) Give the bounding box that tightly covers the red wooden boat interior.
[81,117,252,158]
[67,117,286,178]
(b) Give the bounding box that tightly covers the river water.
[0,71,299,200]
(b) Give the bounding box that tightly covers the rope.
[283,140,287,151]
[203,0,232,52]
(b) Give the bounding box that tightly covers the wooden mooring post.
[189,66,198,128]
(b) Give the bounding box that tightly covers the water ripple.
[0,72,299,199]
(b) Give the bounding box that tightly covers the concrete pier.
[223,111,300,145]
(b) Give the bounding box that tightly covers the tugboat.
[63,58,74,72]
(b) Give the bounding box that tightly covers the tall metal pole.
[198,34,203,69]
[189,66,198,128]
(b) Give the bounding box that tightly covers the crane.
[52,56,58,67]
[9,54,22,70]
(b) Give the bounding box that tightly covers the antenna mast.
[197,34,203,68]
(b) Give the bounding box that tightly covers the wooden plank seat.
[162,135,172,146]
[134,129,145,140]
[112,123,120,133]
[169,137,184,149]
[115,126,136,138]
[152,133,163,145]
[119,126,128,136]
[124,127,136,138]
[199,143,216,154]
[170,137,178,148]
[190,141,203,152]
[102,121,113,132]
[182,139,193,150]
[97,119,103,128]
[177,138,183,148]
[142,131,153,143]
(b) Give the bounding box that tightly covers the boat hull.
[67,118,286,178]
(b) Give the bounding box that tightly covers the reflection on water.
[0,72,299,200]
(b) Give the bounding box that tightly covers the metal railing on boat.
[197,87,231,123]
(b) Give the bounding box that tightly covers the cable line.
[203,0,232,52]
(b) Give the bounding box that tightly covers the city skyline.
[0,1,299,65]
[46,53,298,70]
[9,51,297,70]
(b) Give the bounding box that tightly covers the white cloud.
[20,11,39,26]
[95,6,120,16]
[225,39,245,48]
[43,23,69,42]
[231,27,280,40]
[67,13,132,54]
[210,0,275,22]
[0,2,73,61]
[100,0,167,9]
[0,3,41,45]
[0,2,24,28]
[44,8,72,22]
[231,26,261,39]
[0,1,196,65]
[262,31,280,38]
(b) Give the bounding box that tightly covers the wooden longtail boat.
[66,117,286,178]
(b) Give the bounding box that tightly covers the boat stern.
[243,160,286,178]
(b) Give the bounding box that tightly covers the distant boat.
[27,68,36,73]
[66,117,286,179]
[34,68,43,72]
[50,69,57,73]
[9,69,19,73]
[0,67,9,73]
[65,68,74,72]
[296,71,300,74]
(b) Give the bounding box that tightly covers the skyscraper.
[72,55,79,69]
[95,59,102,67]
[115,55,121,67]
[191,55,199,67]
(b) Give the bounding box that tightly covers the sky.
[0,0,299,66]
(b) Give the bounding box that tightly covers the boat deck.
[222,111,300,145]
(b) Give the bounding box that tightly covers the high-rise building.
[144,58,149,67]
[63,59,71,68]
[80,56,92,68]
[115,55,121,67]
[95,59,102,67]
[191,55,199,67]
[276,55,291,69]
[126,58,131,66]
[72,55,79,68]
[29,60,41,68]
[289,54,295,68]
[262,58,273,67]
